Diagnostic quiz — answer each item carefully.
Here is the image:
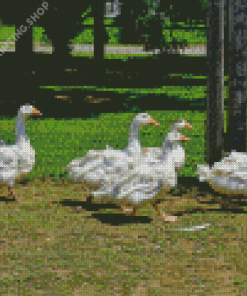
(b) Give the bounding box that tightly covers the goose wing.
[0,145,19,186]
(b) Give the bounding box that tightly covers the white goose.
[197,151,247,196]
[0,104,41,201]
[143,118,193,172]
[66,113,159,190]
[91,131,190,221]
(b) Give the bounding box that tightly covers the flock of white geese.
[1,104,246,221]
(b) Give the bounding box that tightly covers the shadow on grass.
[0,196,16,202]
[56,198,152,225]
[170,177,247,211]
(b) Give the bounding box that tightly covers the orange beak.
[185,122,193,130]
[148,117,160,127]
[180,135,190,141]
[32,108,42,116]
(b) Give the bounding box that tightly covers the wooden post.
[206,0,225,167]
[225,0,247,153]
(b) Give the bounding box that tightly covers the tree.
[206,0,225,166]
[225,0,247,153]
[93,0,107,86]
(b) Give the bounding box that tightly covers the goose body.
[68,149,135,190]
[93,156,176,206]
[0,104,41,200]
[66,113,159,190]
[91,131,190,220]
[197,151,247,195]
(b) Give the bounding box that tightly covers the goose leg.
[131,206,138,216]
[74,186,93,212]
[74,195,92,213]
[86,194,93,204]
[120,205,138,216]
[8,186,18,201]
[153,201,177,222]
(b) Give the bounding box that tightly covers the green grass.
[0,177,247,295]
[1,112,247,294]
[0,109,233,181]
[0,27,15,40]
[40,83,230,106]
[0,110,208,180]
[1,15,246,294]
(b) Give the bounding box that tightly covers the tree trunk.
[225,0,247,153]
[206,0,225,166]
[93,0,105,79]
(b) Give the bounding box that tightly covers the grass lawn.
[0,176,246,295]
[0,111,247,294]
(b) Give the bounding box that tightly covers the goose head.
[133,113,160,127]
[16,104,42,143]
[171,118,193,131]
[161,131,190,172]
[162,131,190,158]
[164,132,190,148]
[127,113,159,156]
[18,104,42,118]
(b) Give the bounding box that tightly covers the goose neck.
[161,138,182,157]
[15,113,28,143]
[161,143,173,160]
[169,125,178,133]
[127,120,140,153]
